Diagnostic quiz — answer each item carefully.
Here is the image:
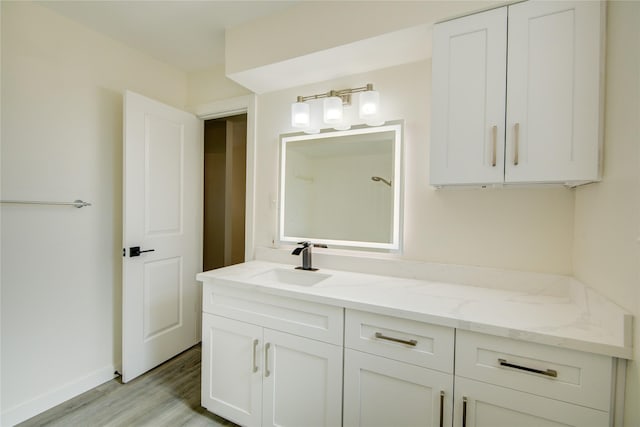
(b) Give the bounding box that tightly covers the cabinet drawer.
[345,309,454,373]
[203,282,343,345]
[455,330,613,411]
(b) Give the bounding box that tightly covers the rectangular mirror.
[279,122,402,250]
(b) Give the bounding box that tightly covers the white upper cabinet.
[430,1,605,187]
[430,7,507,186]
[505,1,604,184]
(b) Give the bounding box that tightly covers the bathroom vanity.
[197,260,631,427]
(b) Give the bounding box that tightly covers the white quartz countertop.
[196,260,632,359]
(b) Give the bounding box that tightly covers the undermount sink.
[251,268,331,287]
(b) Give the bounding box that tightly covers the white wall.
[572,2,640,425]
[0,3,188,424]
[254,60,575,273]
[225,1,502,76]
[186,64,250,109]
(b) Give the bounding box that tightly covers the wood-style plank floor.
[18,345,239,427]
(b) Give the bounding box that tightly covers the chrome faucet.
[292,241,319,271]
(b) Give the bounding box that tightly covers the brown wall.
[203,114,247,271]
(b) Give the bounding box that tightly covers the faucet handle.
[292,241,309,256]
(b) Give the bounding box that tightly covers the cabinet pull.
[491,125,497,167]
[462,396,468,427]
[498,358,558,378]
[264,343,271,377]
[252,339,259,373]
[374,332,417,347]
[439,391,445,427]
[513,123,520,166]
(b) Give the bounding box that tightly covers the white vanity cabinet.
[342,310,455,427]
[201,283,344,427]
[198,262,628,427]
[430,1,604,187]
[453,330,614,427]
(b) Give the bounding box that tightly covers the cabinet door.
[262,329,343,427]
[430,7,507,186]
[453,377,609,427]
[201,314,262,427]
[505,1,604,184]
[343,349,453,427]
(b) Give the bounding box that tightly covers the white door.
[262,329,343,427]
[453,377,609,427]
[430,7,507,186]
[505,1,603,183]
[123,90,203,382]
[202,314,262,427]
[343,349,453,427]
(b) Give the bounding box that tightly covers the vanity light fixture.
[291,83,381,131]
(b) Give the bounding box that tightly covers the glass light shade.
[291,101,310,128]
[304,99,322,134]
[323,96,343,124]
[359,90,380,120]
[333,123,351,131]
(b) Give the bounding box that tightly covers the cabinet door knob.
[264,343,271,377]
[439,391,445,427]
[491,125,498,167]
[252,339,259,373]
[462,396,468,427]
[513,123,520,166]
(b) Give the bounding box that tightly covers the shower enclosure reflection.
[279,122,402,250]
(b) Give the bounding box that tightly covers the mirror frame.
[278,121,403,250]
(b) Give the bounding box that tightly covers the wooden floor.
[19,345,239,427]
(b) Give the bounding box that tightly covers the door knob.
[129,246,155,257]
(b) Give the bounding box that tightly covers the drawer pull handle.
[264,343,271,377]
[462,396,468,427]
[252,339,259,373]
[374,332,417,347]
[439,391,445,427]
[498,358,558,378]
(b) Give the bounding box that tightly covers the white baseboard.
[1,365,117,426]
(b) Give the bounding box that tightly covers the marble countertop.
[196,260,633,359]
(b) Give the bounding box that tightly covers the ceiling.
[39,1,300,73]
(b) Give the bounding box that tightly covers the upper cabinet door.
[430,7,507,186]
[505,1,604,184]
